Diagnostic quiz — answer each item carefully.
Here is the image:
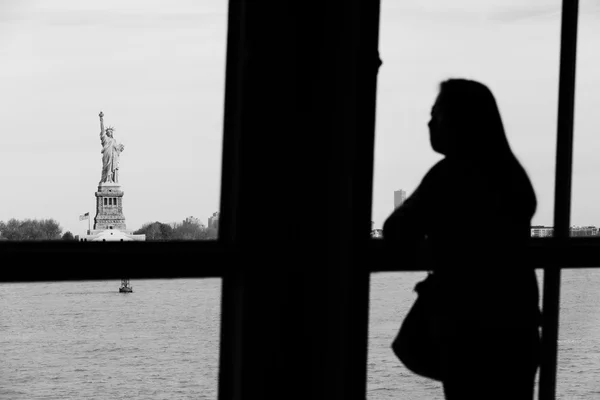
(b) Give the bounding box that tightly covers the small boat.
[119,278,133,293]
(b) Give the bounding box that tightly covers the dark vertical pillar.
[541,0,579,399]
[219,1,381,400]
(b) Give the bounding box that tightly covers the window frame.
[371,1,582,399]
[0,1,588,400]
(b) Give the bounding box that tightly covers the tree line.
[0,217,217,241]
[0,218,74,241]
[133,220,217,241]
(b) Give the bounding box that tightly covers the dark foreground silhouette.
[384,79,540,400]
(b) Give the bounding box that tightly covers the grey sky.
[0,1,598,236]
[0,0,226,236]
[372,0,600,229]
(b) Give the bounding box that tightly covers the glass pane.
[562,3,600,396]
[370,1,559,395]
[368,271,544,399]
[557,269,600,399]
[0,0,225,241]
[0,279,221,399]
[372,0,561,231]
[572,0,600,234]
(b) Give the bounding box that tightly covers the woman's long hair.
[438,78,537,217]
[438,79,511,160]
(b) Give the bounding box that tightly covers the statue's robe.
[100,131,122,184]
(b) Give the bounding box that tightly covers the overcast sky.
[0,0,226,236]
[0,0,598,237]
[373,0,600,229]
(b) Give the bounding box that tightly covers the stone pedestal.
[80,230,146,241]
[94,183,127,230]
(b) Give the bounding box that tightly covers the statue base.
[80,229,146,242]
[93,183,127,230]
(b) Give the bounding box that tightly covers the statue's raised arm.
[99,111,105,133]
[99,111,107,145]
[98,111,123,184]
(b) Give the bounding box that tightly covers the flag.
[79,212,89,221]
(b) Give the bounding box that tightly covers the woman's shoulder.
[424,158,446,175]
[421,159,450,185]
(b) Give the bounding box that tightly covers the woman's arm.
[383,187,427,244]
[383,161,444,249]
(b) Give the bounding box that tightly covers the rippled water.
[2,271,599,399]
[368,269,600,400]
[368,272,445,400]
[0,279,221,400]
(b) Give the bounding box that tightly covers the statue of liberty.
[98,111,125,184]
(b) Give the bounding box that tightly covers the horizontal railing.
[2,237,600,282]
[0,241,229,282]
[367,237,600,272]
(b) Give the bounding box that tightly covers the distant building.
[531,226,553,237]
[208,212,220,230]
[394,189,407,209]
[530,225,598,237]
[371,229,383,238]
[570,226,598,237]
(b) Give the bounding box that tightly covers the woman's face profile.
[428,96,447,155]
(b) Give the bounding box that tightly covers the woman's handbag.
[391,272,443,381]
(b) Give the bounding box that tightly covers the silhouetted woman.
[384,79,540,400]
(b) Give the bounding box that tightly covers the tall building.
[394,189,407,209]
[208,212,220,230]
